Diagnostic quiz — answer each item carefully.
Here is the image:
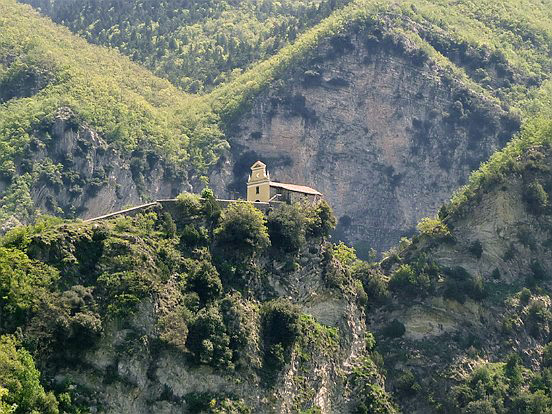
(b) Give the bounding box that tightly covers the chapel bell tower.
[247,161,271,202]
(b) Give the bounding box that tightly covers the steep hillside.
[207,0,552,254]
[1,117,551,414]
[3,0,552,255]
[361,117,552,413]
[0,197,395,413]
[0,0,226,225]
[20,0,353,92]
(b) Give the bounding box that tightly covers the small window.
[256,186,260,194]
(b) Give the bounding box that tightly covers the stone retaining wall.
[85,198,280,223]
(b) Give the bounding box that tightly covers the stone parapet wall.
[85,198,282,223]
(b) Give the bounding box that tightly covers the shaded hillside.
[20,0,353,92]
[360,117,552,413]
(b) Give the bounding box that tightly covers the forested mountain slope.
[0,196,394,413]
[21,0,353,92]
[2,0,552,412]
[0,0,226,225]
[0,116,551,413]
[3,0,552,254]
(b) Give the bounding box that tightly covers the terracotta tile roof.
[269,181,322,196]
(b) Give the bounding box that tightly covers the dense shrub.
[22,285,103,355]
[531,261,549,282]
[389,264,431,297]
[180,224,210,250]
[186,306,233,369]
[451,356,552,414]
[332,242,359,268]
[176,193,203,218]
[443,267,486,303]
[261,299,301,373]
[354,280,368,306]
[0,336,59,414]
[520,288,532,304]
[214,203,270,257]
[159,305,193,352]
[395,369,421,397]
[523,180,549,213]
[383,319,406,338]
[185,260,223,305]
[468,240,483,259]
[185,392,251,414]
[0,247,58,329]
[267,203,306,254]
[353,264,390,306]
[305,200,336,238]
[504,354,523,390]
[528,300,552,338]
[353,383,398,414]
[159,212,177,238]
[0,388,15,414]
[416,217,451,239]
[200,188,222,228]
[542,344,552,369]
[55,285,103,347]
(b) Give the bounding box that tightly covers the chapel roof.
[269,181,322,196]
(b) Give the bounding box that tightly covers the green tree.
[353,264,390,306]
[542,342,552,368]
[214,203,270,257]
[261,299,301,372]
[389,264,431,296]
[267,203,306,254]
[185,260,223,305]
[305,200,336,238]
[523,180,548,213]
[0,388,16,414]
[186,306,233,369]
[504,354,523,391]
[0,248,58,330]
[0,336,59,414]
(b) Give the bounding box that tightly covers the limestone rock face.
[15,108,192,220]
[365,148,552,414]
[210,31,519,255]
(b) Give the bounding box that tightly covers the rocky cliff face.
[1,107,193,224]
[367,140,552,413]
[210,27,520,255]
[55,243,368,413]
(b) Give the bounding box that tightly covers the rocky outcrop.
[210,27,520,255]
[367,145,552,413]
[23,206,382,413]
[2,108,193,222]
